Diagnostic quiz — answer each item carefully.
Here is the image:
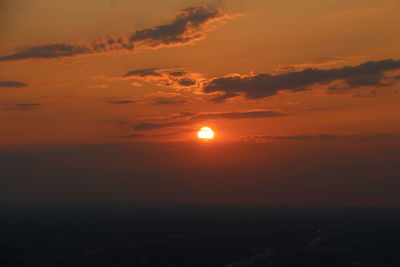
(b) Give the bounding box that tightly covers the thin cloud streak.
[0,81,28,88]
[106,93,186,105]
[107,99,137,105]
[1,103,42,111]
[242,133,400,143]
[130,110,284,131]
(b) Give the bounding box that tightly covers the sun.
[197,127,215,141]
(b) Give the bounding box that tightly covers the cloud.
[107,99,137,105]
[242,133,400,143]
[1,103,42,111]
[0,44,92,62]
[0,81,28,88]
[0,37,132,62]
[202,59,400,101]
[129,109,284,131]
[108,98,185,105]
[122,67,202,89]
[123,68,162,78]
[106,92,186,106]
[0,6,234,61]
[152,99,186,105]
[130,6,231,49]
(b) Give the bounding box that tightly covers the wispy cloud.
[0,6,235,62]
[0,81,28,88]
[1,103,42,111]
[107,99,138,105]
[0,44,92,62]
[242,133,400,143]
[126,109,284,131]
[122,67,202,89]
[106,92,187,106]
[152,99,186,105]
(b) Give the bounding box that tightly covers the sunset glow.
[1,0,400,207]
[197,127,215,140]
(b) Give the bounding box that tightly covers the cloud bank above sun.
[106,59,400,104]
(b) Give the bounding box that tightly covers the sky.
[1,0,400,205]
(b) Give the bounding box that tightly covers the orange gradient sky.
[2,0,400,206]
[1,0,400,147]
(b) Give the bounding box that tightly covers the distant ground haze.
[1,141,399,206]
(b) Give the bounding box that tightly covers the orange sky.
[1,0,400,147]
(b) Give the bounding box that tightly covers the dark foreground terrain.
[1,205,400,266]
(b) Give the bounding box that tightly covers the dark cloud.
[177,78,197,86]
[0,81,27,88]
[152,99,186,105]
[202,59,400,101]
[0,6,233,61]
[0,44,91,62]
[0,38,132,62]
[1,103,42,111]
[123,67,202,89]
[243,133,400,143]
[123,68,162,78]
[209,91,240,102]
[169,71,188,77]
[106,95,185,105]
[129,6,227,48]
[107,99,137,104]
[131,110,283,131]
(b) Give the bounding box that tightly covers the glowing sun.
[197,127,215,141]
